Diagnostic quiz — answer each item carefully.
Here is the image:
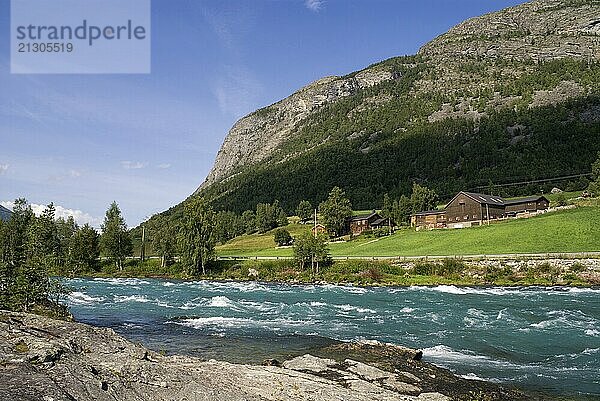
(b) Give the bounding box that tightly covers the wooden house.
[349,212,384,235]
[411,191,550,230]
[503,196,549,216]
[410,209,446,230]
[445,192,505,228]
[311,224,327,236]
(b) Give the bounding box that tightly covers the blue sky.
[0,0,525,227]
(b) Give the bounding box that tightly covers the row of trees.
[381,183,439,226]
[0,199,137,311]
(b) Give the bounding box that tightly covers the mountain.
[165,0,600,222]
[0,205,12,222]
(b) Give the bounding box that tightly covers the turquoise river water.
[65,278,599,400]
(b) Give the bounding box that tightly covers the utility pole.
[486,204,490,226]
[313,208,317,238]
[140,225,146,261]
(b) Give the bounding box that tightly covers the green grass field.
[217,205,600,258]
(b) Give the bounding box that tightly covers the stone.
[345,359,391,380]
[282,354,337,373]
[417,393,451,401]
[382,377,421,395]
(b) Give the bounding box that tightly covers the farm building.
[349,212,393,235]
[311,223,327,236]
[411,191,549,229]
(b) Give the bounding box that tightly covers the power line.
[471,173,592,190]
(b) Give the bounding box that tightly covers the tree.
[100,202,132,271]
[70,224,100,275]
[319,187,352,237]
[588,152,600,196]
[255,201,287,233]
[410,183,438,213]
[554,192,567,207]
[381,194,392,219]
[241,210,256,234]
[179,197,216,275]
[153,222,177,269]
[296,200,313,221]
[273,228,292,246]
[19,203,59,308]
[292,231,330,274]
[392,195,413,226]
[56,216,77,268]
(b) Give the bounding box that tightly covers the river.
[65,278,600,400]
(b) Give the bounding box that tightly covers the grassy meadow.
[216,204,600,258]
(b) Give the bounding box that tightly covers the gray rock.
[345,358,391,380]
[382,377,421,395]
[417,393,451,401]
[282,353,338,373]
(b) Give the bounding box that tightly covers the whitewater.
[65,278,600,399]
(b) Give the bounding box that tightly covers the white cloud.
[157,163,171,169]
[69,169,82,177]
[120,161,148,170]
[305,0,324,12]
[0,201,103,228]
[0,164,9,174]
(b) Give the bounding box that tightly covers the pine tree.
[100,202,132,271]
[296,200,313,221]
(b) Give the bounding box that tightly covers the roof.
[504,196,548,205]
[350,212,379,221]
[460,192,505,206]
[413,209,445,216]
[371,218,387,226]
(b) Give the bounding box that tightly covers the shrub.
[273,228,293,246]
[554,192,567,207]
[439,259,465,276]
[360,267,383,281]
[412,262,437,275]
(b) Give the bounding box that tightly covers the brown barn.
[504,196,550,216]
[410,210,446,230]
[445,192,506,228]
[411,191,550,229]
[349,212,392,235]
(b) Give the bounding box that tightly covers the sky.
[0,0,526,228]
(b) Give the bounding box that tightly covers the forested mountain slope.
[169,0,600,219]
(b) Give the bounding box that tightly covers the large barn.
[411,191,549,230]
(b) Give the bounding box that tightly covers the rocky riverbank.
[0,311,538,401]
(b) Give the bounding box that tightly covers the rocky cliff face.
[196,0,600,195]
[0,312,530,401]
[197,67,397,192]
[420,0,600,62]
